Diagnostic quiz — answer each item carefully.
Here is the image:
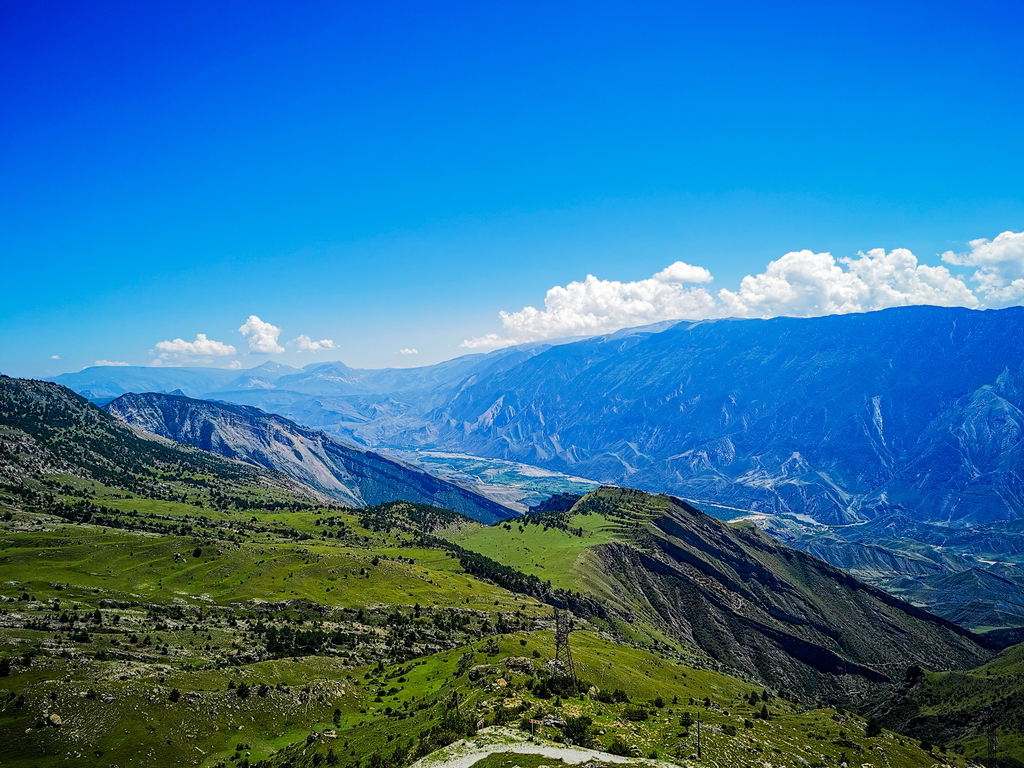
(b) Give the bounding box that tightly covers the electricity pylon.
[553,607,577,683]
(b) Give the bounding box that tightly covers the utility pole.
[553,608,577,683]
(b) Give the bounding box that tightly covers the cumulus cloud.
[148,358,179,368]
[94,360,129,367]
[398,348,418,355]
[460,261,716,348]
[154,333,237,357]
[653,261,714,284]
[460,333,514,351]
[227,360,243,369]
[942,230,1024,305]
[238,315,284,354]
[462,235,1017,348]
[719,247,978,318]
[289,334,337,352]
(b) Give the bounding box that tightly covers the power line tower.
[553,608,577,682]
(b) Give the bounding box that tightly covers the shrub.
[865,718,882,737]
[623,705,649,722]
[563,715,592,746]
[606,737,632,757]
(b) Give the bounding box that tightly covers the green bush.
[623,705,649,722]
[563,715,592,746]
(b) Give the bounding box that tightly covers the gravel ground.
[411,727,665,768]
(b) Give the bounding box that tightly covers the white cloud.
[719,247,978,318]
[94,359,129,367]
[462,236,1013,347]
[154,333,237,357]
[238,315,284,354]
[398,348,418,355]
[942,230,1024,305]
[148,358,179,367]
[460,333,515,351]
[653,261,714,284]
[289,334,337,352]
[50,355,60,360]
[227,360,243,369]
[461,261,716,348]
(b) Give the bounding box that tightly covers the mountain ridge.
[447,486,993,704]
[104,391,515,523]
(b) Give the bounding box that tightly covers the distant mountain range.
[48,306,1024,629]
[54,306,1024,527]
[104,392,514,523]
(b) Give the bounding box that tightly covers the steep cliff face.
[104,392,515,523]
[415,306,1024,527]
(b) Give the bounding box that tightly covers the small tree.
[169,688,181,702]
[865,717,882,737]
[563,715,592,746]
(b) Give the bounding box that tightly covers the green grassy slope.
[877,641,1024,765]
[448,487,990,703]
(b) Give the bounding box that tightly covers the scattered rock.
[502,656,533,672]
[469,664,500,682]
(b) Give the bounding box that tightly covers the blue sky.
[2,0,1022,375]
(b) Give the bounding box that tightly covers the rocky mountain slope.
[104,391,515,523]
[0,376,319,503]
[448,487,993,705]
[53,306,1024,529]
[753,512,1024,629]
[418,306,1024,528]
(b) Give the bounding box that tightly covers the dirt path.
[411,727,667,768]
